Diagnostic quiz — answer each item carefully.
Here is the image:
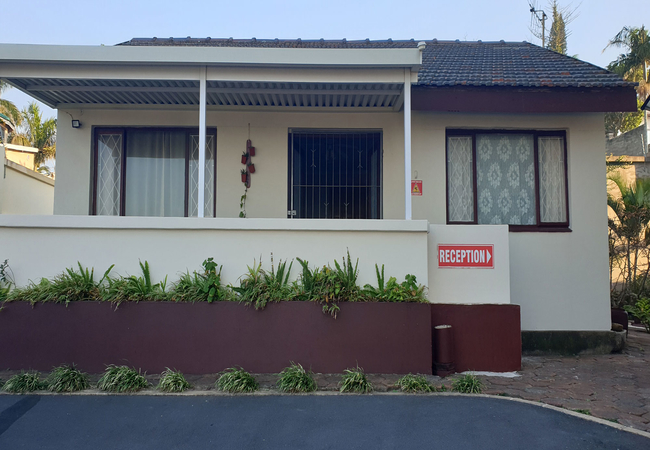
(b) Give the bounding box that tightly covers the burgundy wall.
[0,301,432,375]
[431,304,521,372]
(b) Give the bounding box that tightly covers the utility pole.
[530,4,548,48]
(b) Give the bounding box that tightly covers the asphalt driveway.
[0,394,647,449]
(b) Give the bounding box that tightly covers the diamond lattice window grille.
[97,134,122,215]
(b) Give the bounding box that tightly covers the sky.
[1,0,646,118]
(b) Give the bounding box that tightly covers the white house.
[0,38,637,352]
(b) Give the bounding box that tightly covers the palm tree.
[608,174,650,304]
[11,102,56,170]
[0,81,22,132]
[606,26,650,99]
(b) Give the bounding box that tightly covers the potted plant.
[240,169,247,183]
[248,163,256,174]
[241,152,248,165]
[249,146,256,157]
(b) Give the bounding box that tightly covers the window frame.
[91,126,218,217]
[445,129,570,232]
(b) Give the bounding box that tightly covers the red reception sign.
[438,244,494,268]
[411,180,422,196]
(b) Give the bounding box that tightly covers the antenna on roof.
[529,2,547,48]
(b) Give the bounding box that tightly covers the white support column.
[198,66,207,218]
[404,68,412,220]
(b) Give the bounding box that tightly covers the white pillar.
[198,66,207,218]
[404,68,412,220]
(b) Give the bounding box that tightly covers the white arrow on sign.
[486,250,492,264]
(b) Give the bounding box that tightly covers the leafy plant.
[395,374,435,393]
[363,265,427,302]
[46,364,89,392]
[7,263,113,305]
[624,298,650,333]
[277,362,317,393]
[339,366,373,393]
[97,365,148,393]
[451,374,483,394]
[0,259,15,301]
[574,409,592,416]
[3,371,47,393]
[216,367,259,393]
[171,258,232,303]
[239,185,248,218]
[104,261,168,304]
[232,256,294,310]
[157,368,191,393]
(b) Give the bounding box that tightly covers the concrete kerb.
[2,390,648,440]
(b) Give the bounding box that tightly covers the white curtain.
[188,134,215,217]
[538,136,567,223]
[476,134,536,225]
[125,130,186,217]
[96,134,122,216]
[447,136,474,222]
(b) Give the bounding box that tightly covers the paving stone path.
[2,328,649,434]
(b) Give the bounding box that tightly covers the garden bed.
[0,301,432,375]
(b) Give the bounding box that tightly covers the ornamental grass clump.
[451,373,483,394]
[157,368,191,393]
[7,263,113,305]
[103,261,168,304]
[216,367,259,393]
[277,362,317,393]
[362,265,427,303]
[232,256,294,310]
[46,365,90,393]
[171,258,234,303]
[395,374,435,393]
[3,371,47,393]
[97,365,149,393]
[339,366,373,394]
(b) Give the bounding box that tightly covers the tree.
[0,81,22,130]
[606,26,650,100]
[605,98,644,136]
[547,1,567,54]
[11,102,56,170]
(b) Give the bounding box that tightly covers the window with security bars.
[446,130,568,229]
[93,128,216,217]
[288,130,382,219]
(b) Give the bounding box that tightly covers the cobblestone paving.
[2,329,649,433]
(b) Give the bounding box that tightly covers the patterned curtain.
[96,134,122,216]
[538,136,567,223]
[447,136,474,222]
[476,134,536,225]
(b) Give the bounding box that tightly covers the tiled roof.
[118,38,635,90]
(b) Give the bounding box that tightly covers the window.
[92,128,216,217]
[288,130,382,219]
[446,130,568,230]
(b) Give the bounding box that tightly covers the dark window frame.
[91,126,218,217]
[445,129,570,232]
[287,128,384,220]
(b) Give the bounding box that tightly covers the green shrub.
[7,263,113,305]
[46,364,90,392]
[3,371,47,393]
[216,367,259,393]
[0,259,14,301]
[103,261,168,304]
[451,374,483,394]
[277,362,317,393]
[157,368,191,393]
[232,257,294,310]
[97,365,148,393]
[624,298,650,332]
[339,366,373,393]
[363,265,427,303]
[171,258,233,303]
[395,374,435,393]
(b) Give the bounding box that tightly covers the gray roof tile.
[118,38,636,89]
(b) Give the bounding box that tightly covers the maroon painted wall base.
[0,301,432,375]
[431,304,521,373]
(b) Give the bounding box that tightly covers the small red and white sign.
[411,180,422,196]
[438,244,494,269]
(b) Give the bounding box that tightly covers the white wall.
[428,224,510,304]
[55,108,405,220]
[1,161,54,215]
[0,216,428,291]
